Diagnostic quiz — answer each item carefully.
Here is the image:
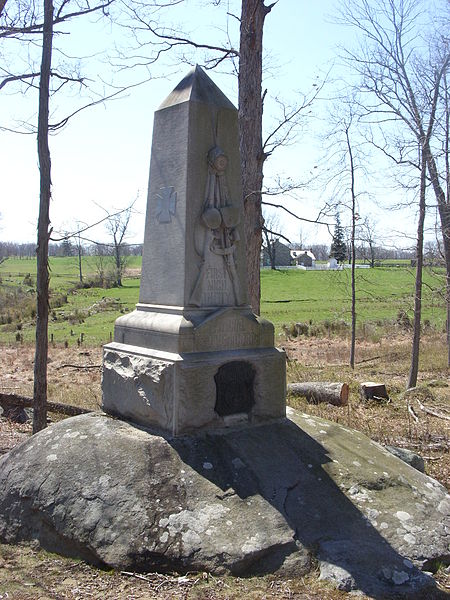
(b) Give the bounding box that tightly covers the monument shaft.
[102,67,286,435]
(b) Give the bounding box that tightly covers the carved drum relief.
[190,146,243,307]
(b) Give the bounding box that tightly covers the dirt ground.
[0,541,363,600]
[0,344,103,413]
[0,336,449,598]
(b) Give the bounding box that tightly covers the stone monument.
[102,66,285,436]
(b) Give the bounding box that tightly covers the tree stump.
[360,382,389,402]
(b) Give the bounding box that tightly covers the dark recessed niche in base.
[214,361,255,417]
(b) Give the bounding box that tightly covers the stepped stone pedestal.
[102,67,285,435]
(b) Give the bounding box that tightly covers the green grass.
[46,279,140,346]
[0,256,141,345]
[261,266,445,332]
[0,255,142,291]
[0,257,446,345]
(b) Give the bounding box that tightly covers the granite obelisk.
[102,67,286,435]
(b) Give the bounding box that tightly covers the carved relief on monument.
[190,146,243,307]
[156,187,177,223]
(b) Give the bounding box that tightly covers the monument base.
[102,342,286,436]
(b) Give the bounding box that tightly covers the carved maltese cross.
[155,187,177,223]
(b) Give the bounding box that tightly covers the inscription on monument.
[203,266,233,305]
[197,321,258,350]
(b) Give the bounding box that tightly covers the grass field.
[0,256,446,345]
[0,255,142,289]
[261,266,446,333]
[0,256,141,345]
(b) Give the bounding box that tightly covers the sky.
[0,0,437,249]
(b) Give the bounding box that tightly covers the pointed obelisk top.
[158,65,236,111]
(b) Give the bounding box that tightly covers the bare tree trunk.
[350,220,356,369]
[114,239,122,286]
[425,151,450,367]
[346,126,356,369]
[262,229,276,269]
[33,0,53,434]
[444,75,450,368]
[407,151,426,389]
[239,0,273,315]
[338,0,449,366]
[369,240,375,268]
[77,234,83,283]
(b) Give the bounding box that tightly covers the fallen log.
[0,393,92,418]
[287,382,349,406]
[56,364,101,371]
[415,398,450,421]
[360,382,389,402]
[407,402,419,423]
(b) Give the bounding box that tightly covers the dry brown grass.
[1,333,448,487]
[0,344,103,412]
[285,331,449,489]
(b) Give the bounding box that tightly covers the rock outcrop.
[0,408,448,598]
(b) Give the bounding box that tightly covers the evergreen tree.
[330,214,347,264]
[61,239,73,257]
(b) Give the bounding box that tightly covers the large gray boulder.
[0,408,448,598]
[385,445,425,473]
[0,412,306,576]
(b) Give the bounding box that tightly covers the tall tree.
[238,0,275,312]
[407,147,427,388]
[339,0,450,368]
[1,0,115,432]
[358,218,378,267]
[33,0,54,433]
[104,205,133,287]
[318,98,370,368]
[344,122,358,369]
[261,209,285,270]
[61,238,73,257]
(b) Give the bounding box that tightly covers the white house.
[290,249,316,267]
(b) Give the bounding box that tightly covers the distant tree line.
[311,242,428,263]
[0,241,143,259]
[3,239,441,266]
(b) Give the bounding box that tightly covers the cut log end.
[287,382,349,407]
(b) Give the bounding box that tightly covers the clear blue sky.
[0,0,429,248]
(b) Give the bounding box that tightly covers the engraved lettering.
[196,322,258,350]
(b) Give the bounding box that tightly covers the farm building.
[261,239,292,267]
